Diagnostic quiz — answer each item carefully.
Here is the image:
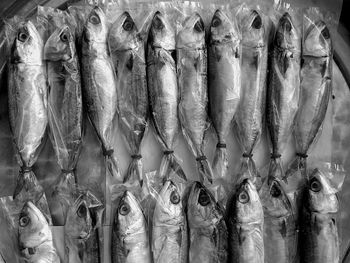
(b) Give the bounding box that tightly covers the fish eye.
[119,202,130,215]
[123,19,134,32]
[238,190,249,204]
[77,204,87,218]
[212,17,221,27]
[270,183,281,198]
[283,20,292,32]
[321,27,330,40]
[194,20,204,32]
[309,178,322,192]
[90,14,100,25]
[19,215,30,227]
[60,32,69,42]
[18,32,28,42]
[170,190,180,204]
[198,189,211,206]
[153,16,164,30]
[252,14,262,29]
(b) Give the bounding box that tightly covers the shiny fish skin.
[81,7,119,176]
[294,21,332,155]
[228,179,264,263]
[267,13,300,156]
[112,191,151,263]
[259,176,298,263]
[109,12,148,183]
[187,182,228,263]
[300,169,339,263]
[177,13,212,183]
[18,202,60,263]
[8,21,48,199]
[234,9,267,155]
[208,9,241,179]
[152,180,187,263]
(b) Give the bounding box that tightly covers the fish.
[208,9,241,179]
[111,191,151,263]
[147,11,186,183]
[152,180,187,263]
[81,7,120,178]
[65,195,100,263]
[18,202,60,263]
[44,25,83,225]
[109,12,148,184]
[177,13,212,184]
[259,176,298,263]
[293,20,332,156]
[187,181,228,263]
[300,169,339,263]
[7,20,51,218]
[227,178,264,263]
[266,12,300,159]
[233,9,267,184]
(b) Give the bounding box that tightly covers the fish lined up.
[147,11,186,184]
[109,12,148,184]
[18,202,60,263]
[208,10,241,179]
[112,191,151,263]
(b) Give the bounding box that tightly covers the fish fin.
[280,218,287,238]
[214,46,222,61]
[126,53,134,70]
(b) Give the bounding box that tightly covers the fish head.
[260,178,292,218]
[109,12,141,51]
[148,11,175,50]
[306,169,338,214]
[303,20,331,57]
[115,191,144,236]
[65,196,93,240]
[176,13,205,49]
[233,179,263,223]
[12,21,43,64]
[155,180,183,225]
[18,202,51,249]
[188,182,223,227]
[209,9,239,45]
[44,26,75,61]
[240,10,265,48]
[274,12,300,51]
[83,6,108,44]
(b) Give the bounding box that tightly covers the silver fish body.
[228,179,264,263]
[112,191,151,263]
[294,21,332,154]
[18,202,60,263]
[267,13,300,156]
[152,180,187,263]
[187,182,227,263]
[109,12,148,183]
[259,176,298,263]
[234,9,267,155]
[300,169,339,263]
[208,10,241,178]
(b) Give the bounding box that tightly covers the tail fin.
[212,145,228,179]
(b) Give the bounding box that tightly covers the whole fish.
[177,13,212,184]
[266,12,300,158]
[293,20,332,156]
[65,195,100,263]
[111,191,151,263]
[259,177,298,263]
[208,9,241,179]
[187,181,227,263]
[81,7,120,178]
[228,178,264,263]
[300,169,339,263]
[152,180,187,263]
[18,202,60,263]
[44,25,83,225]
[109,12,148,184]
[147,11,186,182]
[7,20,51,217]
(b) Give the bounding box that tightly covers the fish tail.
[159,152,187,182]
[212,142,228,179]
[197,156,214,184]
[267,156,284,181]
[236,156,261,188]
[105,153,122,180]
[123,156,143,184]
